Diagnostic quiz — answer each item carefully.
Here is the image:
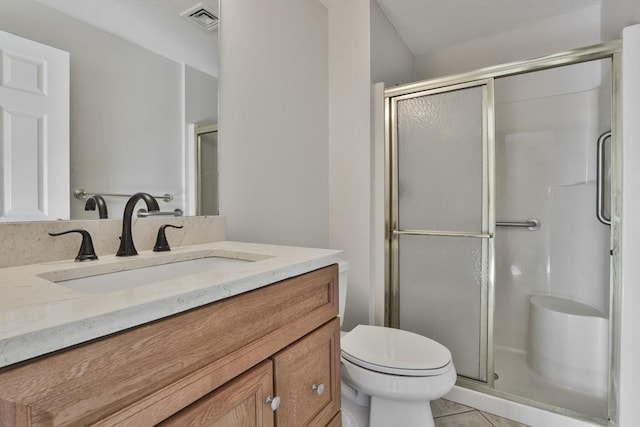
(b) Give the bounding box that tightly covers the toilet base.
[369,396,435,427]
[342,382,437,427]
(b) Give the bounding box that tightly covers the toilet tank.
[338,261,349,327]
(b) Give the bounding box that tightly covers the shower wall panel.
[493,60,610,352]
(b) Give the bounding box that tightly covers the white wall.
[602,1,640,41]
[186,65,218,127]
[218,0,329,248]
[619,22,640,427]
[326,0,372,331]
[370,0,413,87]
[325,0,413,331]
[1,0,188,219]
[413,5,601,79]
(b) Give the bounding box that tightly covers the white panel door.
[0,31,69,221]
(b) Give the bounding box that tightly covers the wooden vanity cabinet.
[161,319,340,427]
[0,264,341,427]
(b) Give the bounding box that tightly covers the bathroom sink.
[51,256,253,294]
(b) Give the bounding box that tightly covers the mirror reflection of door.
[196,125,218,215]
[0,30,70,222]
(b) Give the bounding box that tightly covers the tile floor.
[431,399,529,427]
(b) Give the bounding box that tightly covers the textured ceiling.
[376,0,602,56]
[35,0,219,76]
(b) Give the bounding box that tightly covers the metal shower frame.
[384,40,621,425]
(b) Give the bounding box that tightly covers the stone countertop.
[0,241,343,368]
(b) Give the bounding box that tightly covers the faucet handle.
[84,195,108,219]
[48,229,99,262]
[153,224,184,252]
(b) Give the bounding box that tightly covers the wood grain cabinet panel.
[158,360,275,427]
[0,264,340,427]
[273,319,341,427]
[326,412,342,427]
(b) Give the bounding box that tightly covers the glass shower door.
[388,80,494,382]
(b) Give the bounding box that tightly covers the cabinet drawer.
[272,318,341,426]
[158,360,274,427]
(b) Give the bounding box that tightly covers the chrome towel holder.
[73,188,173,203]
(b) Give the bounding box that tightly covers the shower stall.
[384,42,619,423]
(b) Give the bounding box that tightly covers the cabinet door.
[272,318,340,426]
[158,360,274,427]
[326,412,342,427]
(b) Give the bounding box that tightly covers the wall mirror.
[0,0,219,221]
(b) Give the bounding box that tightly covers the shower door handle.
[597,131,611,226]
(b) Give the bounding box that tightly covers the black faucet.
[48,229,99,262]
[153,224,184,252]
[116,192,160,257]
[84,195,108,219]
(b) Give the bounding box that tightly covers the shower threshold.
[493,346,608,420]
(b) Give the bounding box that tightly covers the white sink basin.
[53,256,253,294]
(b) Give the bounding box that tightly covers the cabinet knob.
[311,383,325,396]
[265,394,281,411]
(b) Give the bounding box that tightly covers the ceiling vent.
[181,3,219,32]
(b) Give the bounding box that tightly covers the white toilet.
[338,262,456,427]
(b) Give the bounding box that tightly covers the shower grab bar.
[597,131,611,226]
[496,219,540,231]
[73,188,173,203]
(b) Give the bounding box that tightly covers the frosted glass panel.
[397,87,483,231]
[398,235,484,380]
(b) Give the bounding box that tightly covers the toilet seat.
[341,325,452,377]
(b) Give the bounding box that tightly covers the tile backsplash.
[0,216,226,268]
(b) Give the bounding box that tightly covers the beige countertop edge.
[0,241,343,369]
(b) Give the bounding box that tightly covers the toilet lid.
[341,325,452,377]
